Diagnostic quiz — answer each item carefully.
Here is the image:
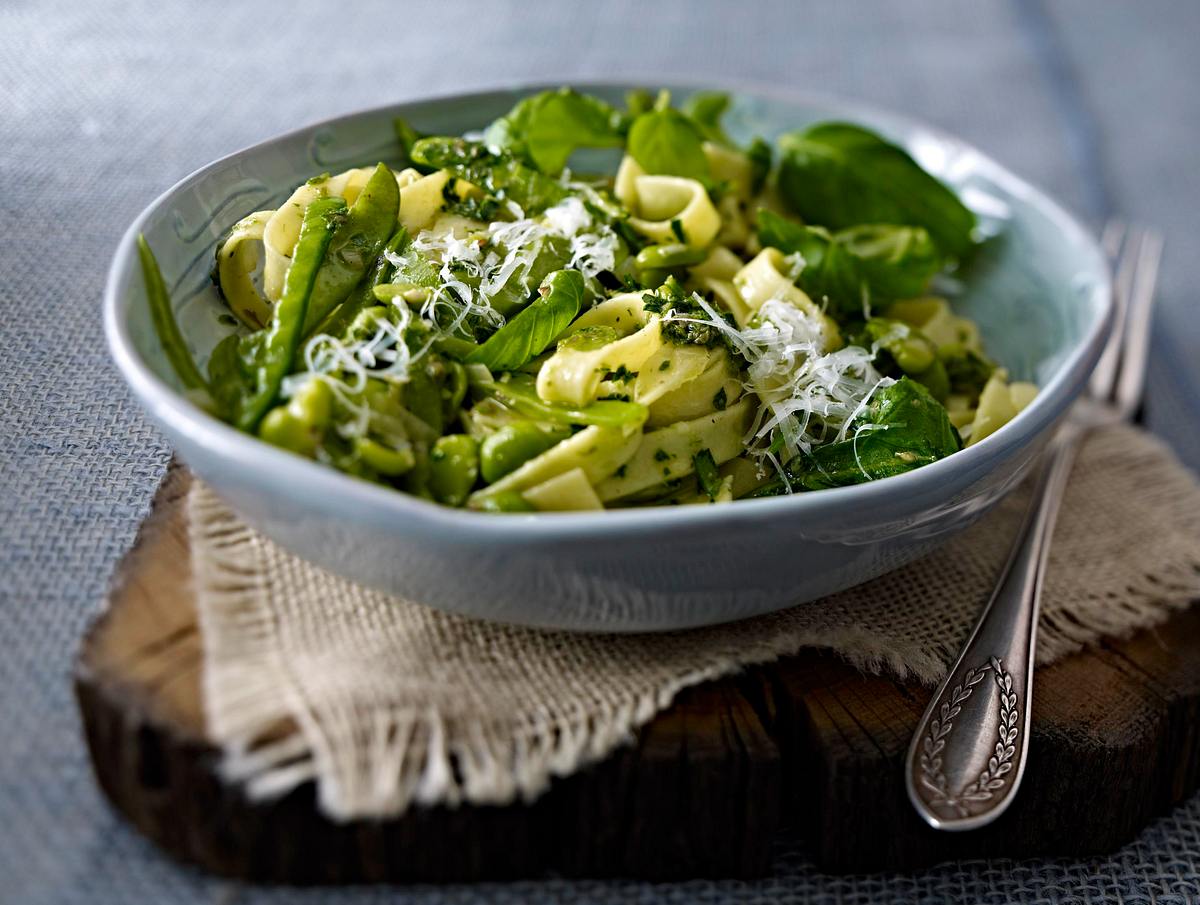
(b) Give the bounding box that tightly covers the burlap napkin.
[189,422,1200,820]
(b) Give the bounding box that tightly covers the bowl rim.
[105,78,1113,543]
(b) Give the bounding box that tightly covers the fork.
[904,223,1165,831]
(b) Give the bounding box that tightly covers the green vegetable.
[484,88,625,174]
[393,117,423,170]
[475,490,537,513]
[776,122,976,258]
[484,234,571,317]
[479,422,571,483]
[757,210,941,315]
[627,104,709,181]
[941,345,996,400]
[746,137,772,194]
[641,276,733,349]
[255,378,333,457]
[780,378,960,490]
[634,242,708,272]
[301,163,399,334]
[229,196,346,431]
[316,226,408,337]
[624,88,656,117]
[681,92,732,146]
[693,448,722,500]
[354,436,416,476]
[428,434,480,506]
[411,137,568,214]
[468,270,585,371]
[477,373,648,429]
[864,319,950,401]
[137,235,210,396]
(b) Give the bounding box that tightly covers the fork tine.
[1113,229,1164,418]
[1090,223,1138,401]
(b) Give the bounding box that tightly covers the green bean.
[474,490,536,513]
[428,434,480,507]
[354,436,416,476]
[136,235,210,395]
[635,242,708,272]
[235,195,346,432]
[479,423,570,483]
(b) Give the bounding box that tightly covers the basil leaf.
[484,88,625,174]
[682,91,732,146]
[757,210,941,315]
[785,378,960,490]
[468,270,584,371]
[627,108,710,181]
[776,122,976,258]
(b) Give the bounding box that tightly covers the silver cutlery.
[905,223,1165,831]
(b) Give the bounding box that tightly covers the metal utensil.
[905,223,1164,831]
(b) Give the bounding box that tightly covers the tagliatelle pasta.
[139,87,1037,512]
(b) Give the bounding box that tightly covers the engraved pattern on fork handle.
[905,425,1083,831]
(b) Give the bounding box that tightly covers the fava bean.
[428,434,480,506]
[479,423,569,483]
[258,406,318,456]
[474,490,536,513]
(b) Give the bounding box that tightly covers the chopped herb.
[712,387,728,411]
[670,218,686,243]
[603,364,639,383]
[614,464,628,478]
[598,393,632,402]
[653,448,672,462]
[642,276,735,349]
[693,448,722,500]
[659,360,671,371]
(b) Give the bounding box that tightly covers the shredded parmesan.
[673,294,893,474]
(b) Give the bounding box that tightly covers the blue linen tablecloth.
[3,1,1199,902]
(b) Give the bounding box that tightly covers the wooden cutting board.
[74,466,1200,882]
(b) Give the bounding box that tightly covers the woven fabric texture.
[190,424,1200,818]
[4,0,1200,902]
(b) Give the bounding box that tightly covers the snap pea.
[316,226,409,338]
[479,422,571,483]
[235,195,346,432]
[428,434,480,507]
[137,235,209,395]
[635,242,708,272]
[474,490,536,513]
[302,163,400,335]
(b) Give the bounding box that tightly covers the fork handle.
[905,423,1084,831]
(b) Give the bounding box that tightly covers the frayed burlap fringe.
[189,423,1200,820]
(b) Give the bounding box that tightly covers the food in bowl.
[139,87,1036,513]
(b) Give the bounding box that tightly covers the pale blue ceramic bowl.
[105,83,1111,631]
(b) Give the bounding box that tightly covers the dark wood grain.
[74,468,1200,880]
